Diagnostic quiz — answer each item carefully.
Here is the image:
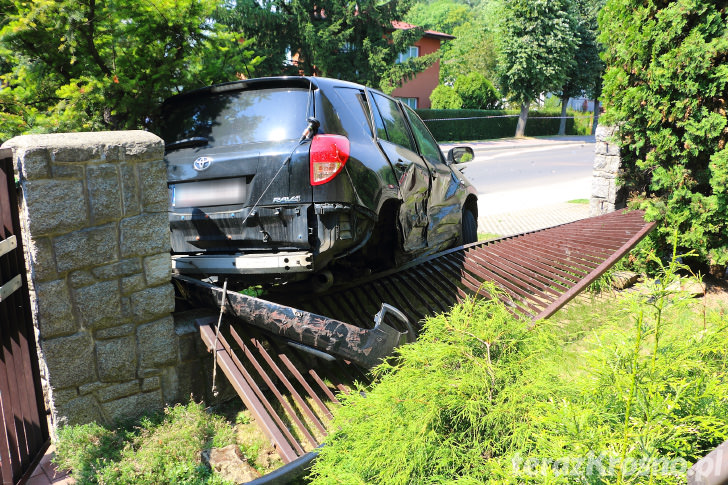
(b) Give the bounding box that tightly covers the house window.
[340,42,356,53]
[397,97,418,109]
[396,46,419,64]
[284,45,294,66]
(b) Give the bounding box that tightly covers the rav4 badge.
[193,156,212,171]
[273,195,301,204]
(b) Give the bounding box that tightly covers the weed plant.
[53,401,236,484]
[309,255,728,484]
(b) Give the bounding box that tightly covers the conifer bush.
[599,1,728,274]
[309,273,728,484]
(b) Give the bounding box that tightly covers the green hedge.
[416,109,577,141]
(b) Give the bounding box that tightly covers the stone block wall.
[2,131,207,427]
[590,125,626,216]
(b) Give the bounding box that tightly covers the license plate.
[171,177,248,208]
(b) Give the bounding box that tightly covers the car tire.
[462,208,477,245]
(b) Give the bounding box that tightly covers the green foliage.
[454,72,501,109]
[440,20,499,84]
[404,0,501,84]
[217,0,425,93]
[496,0,579,135]
[404,0,471,34]
[417,109,579,141]
[53,401,236,484]
[496,0,578,106]
[599,0,728,271]
[309,261,728,484]
[429,84,463,109]
[0,0,261,138]
[310,289,544,483]
[557,0,605,101]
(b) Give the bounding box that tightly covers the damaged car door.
[402,103,463,250]
[369,92,432,253]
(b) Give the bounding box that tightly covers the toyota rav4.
[160,76,478,289]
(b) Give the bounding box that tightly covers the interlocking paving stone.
[479,202,590,238]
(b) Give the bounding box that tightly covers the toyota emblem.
[193,157,212,171]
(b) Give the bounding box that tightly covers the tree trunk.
[515,101,529,137]
[558,96,569,136]
[591,100,600,135]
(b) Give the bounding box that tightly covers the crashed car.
[159,76,478,289]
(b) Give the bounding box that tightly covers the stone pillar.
[590,125,625,217]
[2,131,178,426]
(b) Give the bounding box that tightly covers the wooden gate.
[0,148,49,485]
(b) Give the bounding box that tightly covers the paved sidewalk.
[475,172,592,237]
[25,446,74,485]
[479,202,590,237]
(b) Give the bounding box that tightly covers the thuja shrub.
[599,1,728,274]
[308,292,556,484]
[309,275,728,484]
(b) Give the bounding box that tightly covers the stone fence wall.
[590,125,625,217]
[2,131,212,427]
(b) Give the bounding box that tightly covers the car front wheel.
[462,208,477,245]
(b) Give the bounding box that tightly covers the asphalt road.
[439,136,596,219]
[458,141,595,194]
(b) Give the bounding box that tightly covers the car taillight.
[310,134,350,186]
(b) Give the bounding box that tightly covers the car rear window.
[160,87,311,147]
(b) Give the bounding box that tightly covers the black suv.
[160,76,478,288]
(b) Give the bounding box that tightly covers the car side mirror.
[446,146,474,164]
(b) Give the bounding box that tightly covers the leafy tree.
[430,84,463,109]
[440,20,499,84]
[410,1,501,85]
[556,0,604,135]
[496,0,578,137]
[0,0,260,139]
[218,0,429,93]
[599,0,728,274]
[454,72,500,109]
[214,0,291,78]
[405,0,470,34]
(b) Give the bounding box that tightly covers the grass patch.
[53,401,238,484]
[309,260,728,483]
[567,198,589,204]
[478,232,501,241]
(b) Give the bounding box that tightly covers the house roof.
[391,21,455,40]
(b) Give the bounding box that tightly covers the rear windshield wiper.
[164,137,209,151]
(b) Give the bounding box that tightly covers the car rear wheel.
[462,208,477,245]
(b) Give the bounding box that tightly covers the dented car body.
[160,76,477,286]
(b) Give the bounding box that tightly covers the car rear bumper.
[172,251,313,275]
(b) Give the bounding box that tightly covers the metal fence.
[0,148,49,485]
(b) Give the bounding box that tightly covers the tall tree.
[556,0,604,135]
[0,0,260,139]
[496,0,578,137]
[217,0,428,93]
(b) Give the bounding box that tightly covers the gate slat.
[0,148,50,485]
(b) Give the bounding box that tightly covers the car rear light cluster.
[310,134,350,185]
